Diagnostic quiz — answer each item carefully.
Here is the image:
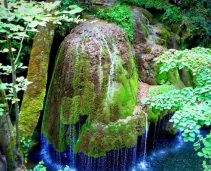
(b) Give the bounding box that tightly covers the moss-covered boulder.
[19,22,55,139]
[42,20,143,157]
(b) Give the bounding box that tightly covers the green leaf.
[7,15,15,21]
[197,152,204,157]
[205,121,211,125]
[0,83,7,90]
[29,21,39,28]
[183,137,189,142]
[188,136,195,142]
[38,21,46,27]
[68,7,83,15]
[204,141,211,147]
[184,129,190,133]
[173,119,179,123]
[68,5,78,9]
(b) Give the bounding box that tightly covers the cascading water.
[28,113,205,171]
[130,114,205,171]
[34,137,138,171]
[98,44,104,88]
[137,108,150,171]
[143,112,148,160]
[38,134,76,171]
[101,36,120,102]
[70,125,76,168]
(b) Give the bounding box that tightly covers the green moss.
[6,137,16,170]
[157,27,170,47]
[149,85,173,97]
[139,8,153,23]
[156,64,185,89]
[42,22,140,157]
[19,22,55,139]
[168,69,185,89]
[155,37,166,46]
[179,68,194,87]
[143,47,152,54]
[96,5,134,41]
[75,117,140,158]
[147,108,160,122]
[61,96,80,124]
[157,27,170,40]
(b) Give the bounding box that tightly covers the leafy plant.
[27,163,70,171]
[117,0,211,48]
[20,137,32,163]
[0,0,83,170]
[117,0,167,10]
[142,47,211,170]
[26,161,46,171]
[163,5,182,24]
[96,4,134,41]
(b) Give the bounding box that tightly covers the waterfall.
[70,125,76,168]
[138,107,149,160]
[147,25,158,49]
[98,44,104,88]
[122,148,128,171]
[37,114,203,171]
[40,135,75,170]
[135,108,150,171]
[101,36,120,103]
[152,119,161,149]
[132,142,137,166]
[143,112,148,160]
[141,13,150,27]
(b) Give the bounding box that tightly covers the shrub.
[96,4,134,41]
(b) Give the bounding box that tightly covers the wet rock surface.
[42,20,144,157]
[132,7,179,84]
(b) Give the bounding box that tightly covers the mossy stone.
[42,20,140,157]
[19,22,55,140]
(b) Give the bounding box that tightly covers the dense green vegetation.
[117,0,211,49]
[96,4,134,41]
[142,47,211,170]
[1,0,211,170]
[0,0,82,170]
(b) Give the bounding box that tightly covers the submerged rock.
[42,20,145,157]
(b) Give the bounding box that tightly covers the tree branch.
[7,36,24,168]
[15,24,29,64]
[4,0,24,167]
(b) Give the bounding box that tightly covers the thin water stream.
[28,116,206,171]
[143,110,148,161]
